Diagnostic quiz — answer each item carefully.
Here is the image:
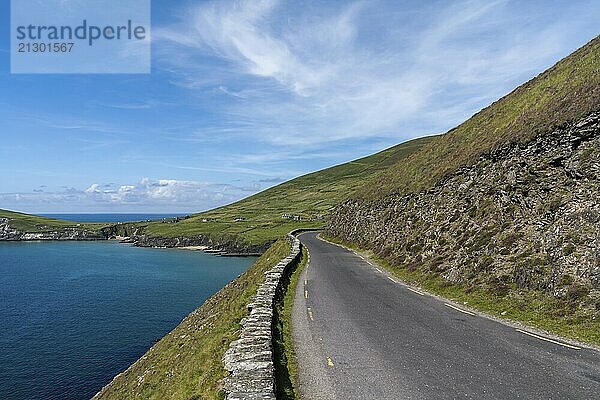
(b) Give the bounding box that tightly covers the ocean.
[0,239,256,400]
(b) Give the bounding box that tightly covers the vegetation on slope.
[0,209,108,233]
[358,35,600,199]
[94,239,291,400]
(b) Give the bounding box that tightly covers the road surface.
[292,232,600,399]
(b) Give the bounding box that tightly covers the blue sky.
[1,0,599,213]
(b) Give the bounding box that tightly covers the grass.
[139,136,433,246]
[273,247,308,400]
[323,234,600,347]
[0,209,109,233]
[93,239,291,400]
[357,35,600,200]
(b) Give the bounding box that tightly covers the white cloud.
[84,183,101,194]
[152,0,590,150]
[0,178,259,213]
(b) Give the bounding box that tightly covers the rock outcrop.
[222,234,301,399]
[328,111,600,317]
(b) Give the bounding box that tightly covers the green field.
[0,209,109,233]
[2,135,434,246]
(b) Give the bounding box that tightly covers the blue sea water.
[40,213,189,223]
[0,240,256,400]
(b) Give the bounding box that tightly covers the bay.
[0,240,255,400]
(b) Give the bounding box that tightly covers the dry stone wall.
[222,233,301,400]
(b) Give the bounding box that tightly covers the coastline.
[0,229,266,257]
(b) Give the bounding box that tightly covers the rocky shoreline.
[0,218,266,256]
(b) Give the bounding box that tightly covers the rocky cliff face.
[328,111,600,316]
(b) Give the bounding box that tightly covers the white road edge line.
[405,286,425,296]
[444,303,476,316]
[516,329,580,350]
[386,273,426,296]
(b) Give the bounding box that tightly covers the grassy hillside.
[129,136,434,245]
[0,209,108,232]
[357,35,600,199]
[94,238,291,400]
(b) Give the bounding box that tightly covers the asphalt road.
[292,232,600,400]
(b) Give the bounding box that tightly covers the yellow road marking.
[304,290,308,299]
[327,357,334,367]
[444,303,476,316]
[307,307,314,321]
[516,329,580,350]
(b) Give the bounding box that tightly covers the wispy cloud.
[154,0,584,148]
[12,111,138,136]
[98,101,156,110]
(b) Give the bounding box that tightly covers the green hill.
[1,135,434,246]
[327,35,600,344]
[357,35,600,200]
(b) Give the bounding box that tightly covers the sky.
[1,0,599,213]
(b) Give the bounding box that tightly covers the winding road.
[292,232,600,399]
